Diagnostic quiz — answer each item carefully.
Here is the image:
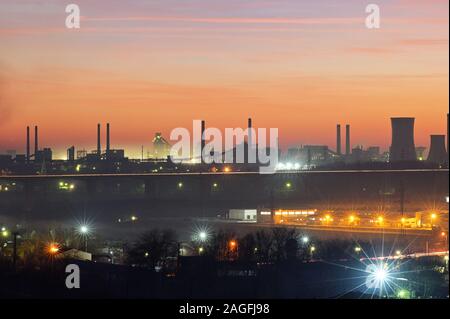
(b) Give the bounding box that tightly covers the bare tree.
[126,229,177,270]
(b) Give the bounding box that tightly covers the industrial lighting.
[177,182,183,188]
[79,225,89,235]
[131,215,138,222]
[1,230,8,237]
[229,240,237,249]
[431,213,437,220]
[47,243,60,255]
[212,183,218,188]
[349,215,355,223]
[192,226,211,243]
[223,166,231,173]
[301,236,309,244]
[365,263,390,290]
[354,246,362,253]
[198,231,207,242]
[285,182,292,189]
[395,250,401,256]
[397,289,410,299]
[198,247,204,254]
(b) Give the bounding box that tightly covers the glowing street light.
[365,263,391,291]
[377,216,384,225]
[80,225,89,234]
[198,247,204,254]
[177,182,183,188]
[354,246,362,253]
[47,243,60,255]
[301,236,309,244]
[285,182,292,189]
[229,240,237,250]
[198,231,207,242]
[131,215,138,222]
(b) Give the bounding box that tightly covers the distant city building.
[6,150,16,158]
[67,146,75,162]
[415,146,427,161]
[366,146,381,161]
[152,133,171,159]
[35,148,52,162]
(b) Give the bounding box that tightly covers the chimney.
[201,120,205,163]
[26,126,30,163]
[97,123,101,154]
[336,124,342,155]
[34,125,38,156]
[248,118,252,146]
[106,123,110,152]
[345,124,350,155]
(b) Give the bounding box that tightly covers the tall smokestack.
[106,123,110,152]
[97,123,101,154]
[336,124,342,155]
[201,120,205,163]
[345,124,350,155]
[34,125,38,156]
[248,118,252,146]
[26,126,30,163]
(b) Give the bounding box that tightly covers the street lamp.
[430,213,437,226]
[80,225,89,234]
[198,231,207,242]
[47,243,60,256]
[78,225,90,251]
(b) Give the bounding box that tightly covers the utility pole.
[13,232,18,272]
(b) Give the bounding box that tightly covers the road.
[249,222,434,237]
[0,168,448,179]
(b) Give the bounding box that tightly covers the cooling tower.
[390,117,416,161]
[427,135,448,164]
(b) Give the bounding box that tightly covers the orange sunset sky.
[0,0,448,159]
